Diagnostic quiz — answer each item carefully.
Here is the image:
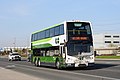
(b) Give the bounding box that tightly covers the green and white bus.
[31,20,94,69]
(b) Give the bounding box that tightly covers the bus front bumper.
[63,62,94,68]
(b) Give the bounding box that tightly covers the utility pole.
[13,37,16,52]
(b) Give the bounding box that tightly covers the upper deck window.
[50,28,55,37]
[67,22,92,36]
[41,31,45,39]
[45,30,50,38]
[34,33,38,41]
[55,26,60,36]
[31,34,34,41]
[32,24,64,41]
[59,24,64,35]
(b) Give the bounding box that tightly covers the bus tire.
[56,60,61,69]
[38,59,41,67]
[35,59,38,67]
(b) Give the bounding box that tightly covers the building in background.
[93,33,120,48]
[93,33,120,55]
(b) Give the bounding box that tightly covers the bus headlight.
[85,56,94,60]
[85,56,91,59]
[67,58,74,63]
[74,59,80,63]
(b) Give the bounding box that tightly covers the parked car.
[8,52,21,61]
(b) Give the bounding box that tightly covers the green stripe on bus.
[32,43,52,49]
[32,38,51,44]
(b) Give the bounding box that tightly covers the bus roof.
[32,20,91,34]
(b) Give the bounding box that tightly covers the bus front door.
[60,45,66,59]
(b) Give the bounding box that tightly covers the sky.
[0,0,120,47]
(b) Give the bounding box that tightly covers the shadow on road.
[35,63,118,71]
[64,63,118,71]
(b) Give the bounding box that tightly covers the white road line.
[0,67,5,69]
[6,65,16,68]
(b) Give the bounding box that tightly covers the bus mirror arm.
[64,39,67,47]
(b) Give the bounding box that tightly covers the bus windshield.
[67,43,91,56]
[67,22,93,56]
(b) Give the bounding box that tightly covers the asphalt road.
[0,56,120,80]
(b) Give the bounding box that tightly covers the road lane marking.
[0,67,5,69]
[6,65,16,69]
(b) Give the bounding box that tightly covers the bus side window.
[54,50,59,56]
[41,50,45,56]
[40,53,43,56]
[46,51,50,56]
[49,50,54,56]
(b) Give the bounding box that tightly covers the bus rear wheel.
[35,59,39,67]
[38,60,41,67]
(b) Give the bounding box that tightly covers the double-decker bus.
[31,20,94,69]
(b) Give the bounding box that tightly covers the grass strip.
[96,56,120,59]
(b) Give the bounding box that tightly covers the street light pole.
[13,37,16,52]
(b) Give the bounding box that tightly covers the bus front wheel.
[56,60,61,69]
